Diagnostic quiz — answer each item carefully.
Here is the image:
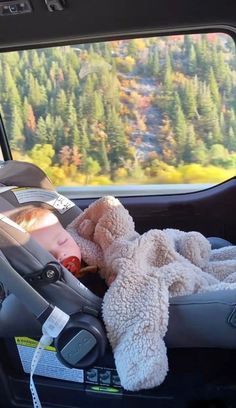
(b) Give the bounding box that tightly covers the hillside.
[0,33,235,185]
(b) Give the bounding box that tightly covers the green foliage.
[0,33,235,187]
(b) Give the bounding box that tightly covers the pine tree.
[183,124,197,163]
[163,53,173,93]
[226,126,236,151]
[82,75,95,120]
[195,35,209,80]
[98,138,110,174]
[187,44,197,76]
[148,46,159,77]
[55,89,67,119]
[53,116,65,154]
[172,92,187,163]
[45,114,56,145]
[184,35,192,57]
[31,50,41,73]
[93,91,104,122]
[106,107,128,175]
[198,82,222,145]
[36,117,48,144]
[66,100,77,129]
[209,67,220,108]
[183,80,197,119]
[215,51,227,84]
[71,125,80,147]
[66,66,79,90]
[79,119,90,151]
[3,65,21,109]
[10,106,24,148]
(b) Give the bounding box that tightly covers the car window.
[0,32,235,196]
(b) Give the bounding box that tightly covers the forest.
[0,33,235,186]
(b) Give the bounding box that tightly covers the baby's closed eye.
[58,237,68,246]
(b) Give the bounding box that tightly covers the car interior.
[0,1,236,408]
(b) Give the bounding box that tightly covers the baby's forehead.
[37,210,60,228]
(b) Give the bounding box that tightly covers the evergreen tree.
[10,106,24,148]
[148,46,159,76]
[31,50,41,74]
[163,53,173,93]
[197,82,222,144]
[71,125,80,147]
[183,124,197,162]
[36,117,48,144]
[3,65,21,109]
[45,114,56,145]
[184,35,192,57]
[93,91,104,121]
[67,66,79,90]
[187,44,197,76]
[226,126,236,151]
[55,89,67,119]
[152,46,160,76]
[172,92,187,163]
[195,35,209,80]
[215,51,228,84]
[106,107,128,175]
[209,67,220,108]
[79,119,90,151]
[98,138,110,174]
[54,116,65,153]
[183,80,197,119]
[66,99,77,130]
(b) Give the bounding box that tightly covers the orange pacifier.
[61,256,81,278]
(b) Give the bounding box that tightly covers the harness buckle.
[25,262,62,285]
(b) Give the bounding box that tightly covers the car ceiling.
[0,0,236,51]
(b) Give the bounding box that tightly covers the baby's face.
[30,212,81,263]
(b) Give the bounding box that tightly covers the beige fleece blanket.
[67,196,236,391]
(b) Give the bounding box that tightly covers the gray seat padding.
[167,289,236,348]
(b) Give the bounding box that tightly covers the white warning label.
[12,188,75,214]
[15,337,84,383]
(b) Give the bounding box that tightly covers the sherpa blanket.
[67,196,236,391]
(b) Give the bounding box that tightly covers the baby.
[11,207,97,279]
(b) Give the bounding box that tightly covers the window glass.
[0,33,235,193]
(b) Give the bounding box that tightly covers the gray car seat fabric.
[167,290,236,348]
[0,159,235,349]
[207,236,233,249]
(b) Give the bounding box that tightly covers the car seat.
[0,160,236,401]
[0,160,107,366]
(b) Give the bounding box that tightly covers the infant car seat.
[0,159,236,387]
[0,160,107,370]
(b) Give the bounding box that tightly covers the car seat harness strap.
[30,306,70,408]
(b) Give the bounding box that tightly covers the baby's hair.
[11,207,54,232]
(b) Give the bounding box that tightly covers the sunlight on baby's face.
[30,212,81,263]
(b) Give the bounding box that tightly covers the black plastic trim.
[0,114,12,161]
